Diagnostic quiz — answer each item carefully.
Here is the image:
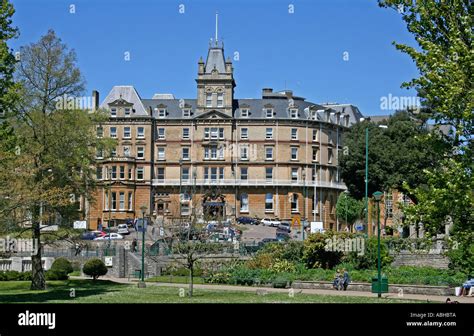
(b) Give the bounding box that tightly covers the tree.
[83,258,107,280]
[336,193,364,232]
[0,0,18,114]
[6,30,113,290]
[379,0,473,273]
[340,111,443,200]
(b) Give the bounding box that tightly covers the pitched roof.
[205,47,226,73]
[100,86,148,115]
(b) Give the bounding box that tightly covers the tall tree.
[379,0,473,272]
[335,193,364,232]
[340,111,443,200]
[11,30,112,290]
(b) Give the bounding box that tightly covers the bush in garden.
[260,241,304,263]
[0,271,32,281]
[45,269,69,280]
[270,260,297,273]
[344,237,393,270]
[50,257,73,274]
[302,232,353,269]
[83,258,108,280]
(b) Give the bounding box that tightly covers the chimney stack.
[92,90,99,111]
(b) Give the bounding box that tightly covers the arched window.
[240,193,249,212]
[291,194,299,213]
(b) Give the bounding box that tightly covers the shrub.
[45,269,69,280]
[83,258,108,280]
[344,237,393,270]
[260,241,304,263]
[272,276,290,288]
[302,232,353,269]
[0,271,32,281]
[270,260,297,273]
[245,253,274,270]
[50,258,73,275]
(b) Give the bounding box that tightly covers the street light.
[138,205,147,288]
[373,191,383,298]
[302,169,306,241]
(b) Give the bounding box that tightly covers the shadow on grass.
[0,280,124,303]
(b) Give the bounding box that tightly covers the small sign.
[291,216,301,228]
[355,224,364,231]
[40,225,58,231]
[104,257,113,267]
[136,219,148,232]
[73,221,87,229]
[310,222,324,233]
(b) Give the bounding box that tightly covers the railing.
[152,178,347,189]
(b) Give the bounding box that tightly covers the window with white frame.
[219,128,224,139]
[210,127,219,140]
[291,128,298,140]
[291,147,298,160]
[204,128,210,139]
[158,109,166,118]
[312,167,317,181]
[119,192,125,210]
[104,191,109,210]
[181,203,190,216]
[157,128,165,140]
[110,147,117,157]
[124,108,131,116]
[128,167,132,180]
[96,149,103,159]
[217,93,224,107]
[183,109,191,117]
[96,167,103,180]
[123,127,131,139]
[328,148,333,164]
[290,109,298,119]
[111,166,117,179]
[182,167,189,182]
[240,193,249,212]
[312,129,318,141]
[136,167,144,180]
[265,128,273,139]
[328,131,333,144]
[110,127,117,138]
[265,193,273,211]
[137,147,145,159]
[157,147,165,160]
[119,166,125,179]
[241,109,249,118]
[182,128,190,139]
[240,167,248,180]
[137,127,145,138]
[122,146,130,157]
[291,168,298,182]
[291,194,299,212]
[157,167,164,181]
[182,147,190,160]
[265,147,273,160]
[310,110,317,120]
[265,108,273,118]
[265,167,273,181]
[110,108,117,117]
[128,192,133,210]
[206,93,213,107]
[240,145,249,160]
[241,128,248,139]
[111,192,117,210]
[312,147,319,162]
[97,126,103,138]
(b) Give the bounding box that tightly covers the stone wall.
[391,251,449,269]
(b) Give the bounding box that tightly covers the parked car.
[117,224,130,235]
[94,233,124,241]
[261,218,281,227]
[81,230,106,240]
[276,231,290,242]
[278,222,291,233]
[236,216,258,225]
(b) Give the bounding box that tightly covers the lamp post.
[302,169,306,241]
[138,205,147,288]
[373,191,383,298]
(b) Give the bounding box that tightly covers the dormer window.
[310,110,317,120]
[124,108,131,116]
[241,109,249,118]
[158,109,166,118]
[290,109,298,119]
[111,108,117,117]
[217,93,224,107]
[265,108,274,118]
[183,109,191,117]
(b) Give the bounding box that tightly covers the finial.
[215,11,218,43]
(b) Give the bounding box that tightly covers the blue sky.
[10,0,420,116]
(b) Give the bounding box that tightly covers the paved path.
[89,276,474,303]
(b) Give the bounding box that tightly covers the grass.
[0,280,425,303]
[146,275,206,284]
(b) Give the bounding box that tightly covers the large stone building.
[88,39,364,231]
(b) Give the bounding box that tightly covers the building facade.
[89,40,364,230]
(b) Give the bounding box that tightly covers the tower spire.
[215,11,218,45]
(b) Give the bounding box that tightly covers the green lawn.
[146,275,206,284]
[0,280,424,303]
